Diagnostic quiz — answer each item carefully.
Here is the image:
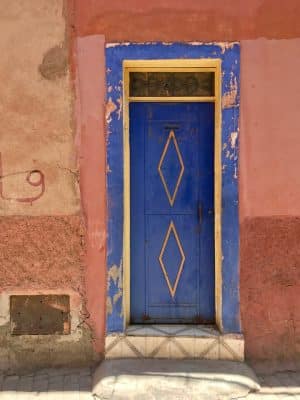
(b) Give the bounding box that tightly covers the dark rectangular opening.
[10,295,70,335]
[129,72,215,97]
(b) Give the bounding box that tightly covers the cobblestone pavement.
[0,367,299,399]
[0,367,93,399]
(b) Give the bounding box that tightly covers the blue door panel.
[130,102,214,323]
[146,120,199,214]
[147,215,198,306]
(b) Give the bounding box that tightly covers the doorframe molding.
[105,42,241,334]
[123,59,222,329]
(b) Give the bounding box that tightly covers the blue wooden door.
[130,103,214,323]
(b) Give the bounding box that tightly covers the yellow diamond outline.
[158,221,186,299]
[158,130,185,207]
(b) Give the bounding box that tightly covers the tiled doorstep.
[105,328,244,361]
[126,324,219,337]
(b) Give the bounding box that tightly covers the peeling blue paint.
[106,42,240,333]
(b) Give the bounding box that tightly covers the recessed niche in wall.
[10,294,70,335]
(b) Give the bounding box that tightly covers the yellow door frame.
[122,59,222,330]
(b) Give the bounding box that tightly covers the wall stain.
[217,42,239,54]
[39,44,68,80]
[107,264,122,288]
[230,131,238,149]
[116,97,122,120]
[105,98,117,125]
[107,264,123,318]
[106,42,131,48]
[106,297,113,315]
[222,76,238,109]
[234,165,238,179]
[113,291,122,305]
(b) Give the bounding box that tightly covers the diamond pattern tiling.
[105,329,244,360]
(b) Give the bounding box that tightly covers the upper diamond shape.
[158,130,184,206]
[158,221,186,299]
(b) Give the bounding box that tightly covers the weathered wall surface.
[0,0,79,216]
[0,217,84,290]
[75,35,107,354]
[240,217,300,364]
[0,0,98,371]
[240,39,300,364]
[1,0,299,369]
[70,0,300,41]
[68,0,300,364]
[240,39,300,218]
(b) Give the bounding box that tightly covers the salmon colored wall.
[75,35,107,353]
[68,1,300,363]
[240,39,300,219]
[239,39,300,364]
[0,0,98,372]
[70,0,300,41]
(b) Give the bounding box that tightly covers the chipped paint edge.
[105,42,241,334]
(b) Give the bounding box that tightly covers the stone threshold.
[93,359,260,399]
[105,324,244,361]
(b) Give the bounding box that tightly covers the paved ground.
[0,367,93,399]
[0,365,299,399]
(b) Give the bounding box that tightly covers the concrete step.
[93,359,260,399]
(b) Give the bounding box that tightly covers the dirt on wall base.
[0,215,100,372]
[240,216,300,366]
[0,323,100,374]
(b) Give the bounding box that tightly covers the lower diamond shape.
[158,221,185,299]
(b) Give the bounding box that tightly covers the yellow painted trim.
[126,67,216,72]
[123,59,222,330]
[214,60,223,332]
[123,66,131,327]
[123,59,219,68]
[129,97,215,103]
[158,130,185,207]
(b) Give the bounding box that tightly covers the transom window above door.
[129,71,215,97]
[124,60,219,103]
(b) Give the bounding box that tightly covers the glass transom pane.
[129,71,214,97]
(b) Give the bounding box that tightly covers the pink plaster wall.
[240,39,300,363]
[72,35,300,362]
[240,38,300,219]
[70,0,300,41]
[75,35,107,353]
[67,2,300,363]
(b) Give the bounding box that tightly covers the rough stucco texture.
[70,0,300,41]
[0,216,85,291]
[240,217,300,362]
[0,0,80,216]
[240,39,300,362]
[0,0,96,370]
[0,215,100,371]
[75,35,107,353]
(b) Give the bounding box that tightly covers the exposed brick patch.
[240,217,300,362]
